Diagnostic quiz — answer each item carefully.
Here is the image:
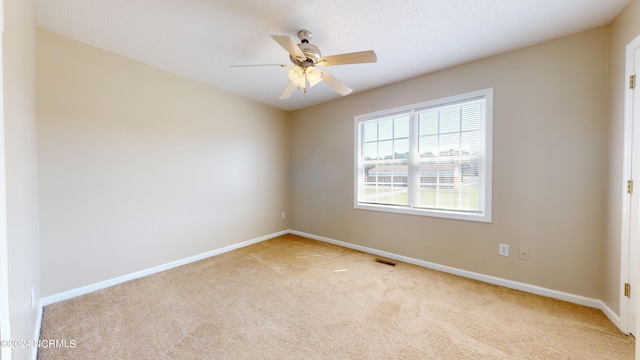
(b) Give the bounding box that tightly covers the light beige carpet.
[38,234,634,359]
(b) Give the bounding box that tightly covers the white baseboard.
[40,230,288,307]
[598,300,622,331]
[290,230,623,331]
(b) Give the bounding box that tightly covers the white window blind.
[355,88,493,222]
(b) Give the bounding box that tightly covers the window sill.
[354,203,492,223]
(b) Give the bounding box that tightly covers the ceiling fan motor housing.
[298,43,321,64]
[291,30,321,66]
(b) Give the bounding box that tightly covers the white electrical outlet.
[499,244,510,256]
[282,212,286,219]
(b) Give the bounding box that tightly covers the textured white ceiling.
[33,0,630,111]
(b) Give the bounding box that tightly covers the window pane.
[391,164,408,183]
[364,142,377,161]
[390,187,408,205]
[461,159,479,179]
[363,122,378,142]
[363,184,377,202]
[379,119,393,140]
[461,131,479,155]
[438,190,457,209]
[439,133,459,157]
[378,140,393,160]
[415,100,482,211]
[394,116,410,138]
[373,163,392,185]
[394,138,409,159]
[459,185,479,210]
[440,107,460,133]
[419,185,437,207]
[462,102,481,131]
[419,111,438,136]
[419,135,437,158]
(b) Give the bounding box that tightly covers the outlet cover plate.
[499,244,509,256]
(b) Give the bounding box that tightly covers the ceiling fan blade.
[318,50,377,66]
[319,70,352,96]
[270,35,306,61]
[229,64,287,68]
[279,81,297,100]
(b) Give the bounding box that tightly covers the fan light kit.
[231,30,377,99]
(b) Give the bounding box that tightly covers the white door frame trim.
[620,32,640,335]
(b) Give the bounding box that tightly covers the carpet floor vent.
[374,258,397,267]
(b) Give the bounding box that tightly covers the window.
[355,88,493,222]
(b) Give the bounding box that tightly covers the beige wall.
[37,30,290,297]
[605,0,640,317]
[4,0,40,359]
[290,27,609,299]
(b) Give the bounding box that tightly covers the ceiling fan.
[231,30,377,100]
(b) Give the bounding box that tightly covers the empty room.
[3,0,640,359]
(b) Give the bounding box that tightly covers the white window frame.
[354,88,493,223]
